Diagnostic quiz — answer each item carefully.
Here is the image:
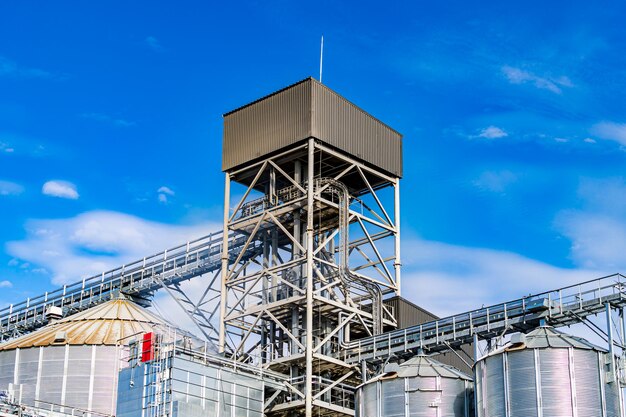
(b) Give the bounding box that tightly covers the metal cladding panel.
[16,347,38,405]
[311,80,402,177]
[0,350,15,390]
[539,349,573,417]
[506,349,537,417]
[39,345,65,406]
[476,343,623,417]
[483,355,505,417]
[574,350,603,417]
[222,79,312,172]
[222,78,403,177]
[356,374,471,417]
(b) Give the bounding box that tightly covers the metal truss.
[219,139,401,416]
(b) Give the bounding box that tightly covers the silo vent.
[46,305,63,322]
[53,331,67,343]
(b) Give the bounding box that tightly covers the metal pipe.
[305,138,315,417]
[219,173,230,353]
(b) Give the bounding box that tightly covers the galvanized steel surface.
[356,355,472,417]
[475,326,622,417]
[0,299,168,350]
[117,352,266,417]
[222,78,403,176]
[0,345,121,416]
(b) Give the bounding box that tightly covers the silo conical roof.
[0,298,170,350]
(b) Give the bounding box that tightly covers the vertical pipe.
[219,173,231,354]
[292,160,302,356]
[393,178,401,296]
[607,303,617,384]
[305,138,315,417]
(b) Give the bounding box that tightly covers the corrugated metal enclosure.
[222,78,403,177]
[117,337,284,417]
[475,326,623,417]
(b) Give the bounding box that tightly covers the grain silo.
[475,326,623,417]
[355,353,473,417]
[0,297,169,415]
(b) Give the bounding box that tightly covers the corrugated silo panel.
[440,378,467,417]
[539,349,573,417]
[361,382,378,417]
[92,346,118,415]
[506,349,537,417]
[16,347,38,405]
[0,350,15,392]
[64,346,92,410]
[574,350,602,417]
[39,345,65,406]
[484,355,505,417]
[222,80,312,172]
[311,82,402,177]
[381,377,404,416]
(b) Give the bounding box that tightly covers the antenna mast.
[319,35,324,83]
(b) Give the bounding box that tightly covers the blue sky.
[1,1,626,317]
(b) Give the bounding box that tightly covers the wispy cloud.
[42,180,79,200]
[478,125,508,139]
[81,112,136,127]
[502,65,573,94]
[158,186,175,203]
[473,170,517,193]
[0,180,24,196]
[145,36,163,52]
[402,237,595,316]
[555,177,626,270]
[0,141,15,153]
[590,121,626,146]
[0,281,12,289]
[584,138,597,144]
[6,210,218,285]
[0,55,63,80]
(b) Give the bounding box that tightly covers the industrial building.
[1,78,626,417]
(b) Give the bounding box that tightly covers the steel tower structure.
[219,78,403,416]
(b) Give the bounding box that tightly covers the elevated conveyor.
[337,273,626,364]
[0,231,261,341]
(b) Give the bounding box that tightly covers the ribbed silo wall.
[475,347,622,417]
[356,373,472,417]
[0,345,122,415]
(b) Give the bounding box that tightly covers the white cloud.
[0,180,24,196]
[554,137,569,143]
[145,36,163,52]
[473,170,517,193]
[158,186,175,195]
[402,237,597,316]
[6,210,219,285]
[42,180,79,199]
[7,259,19,267]
[81,112,135,127]
[590,121,626,146]
[0,281,12,289]
[158,186,175,204]
[478,126,508,139]
[555,177,626,270]
[584,138,597,144]
[502,65,572,94]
